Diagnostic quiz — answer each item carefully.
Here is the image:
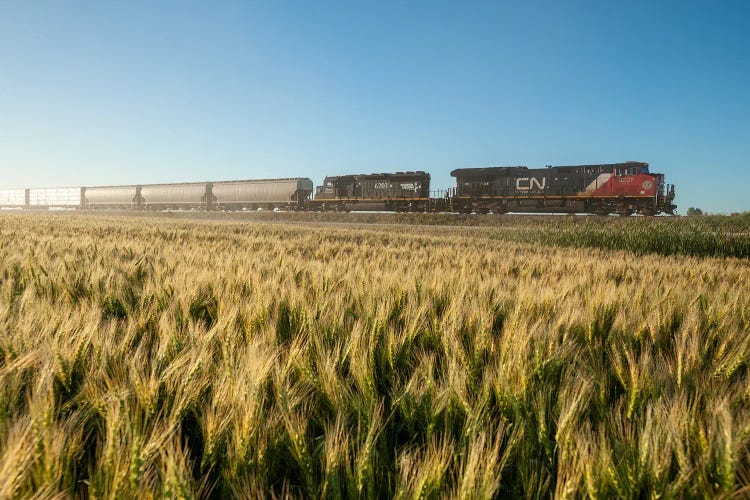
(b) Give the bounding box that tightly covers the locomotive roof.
[450,166,528,177]
[325,171,430,180]
[451,162,649,178]
[552,161,649,169]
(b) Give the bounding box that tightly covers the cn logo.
[516,177,546,191]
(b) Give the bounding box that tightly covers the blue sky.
[1,1,748,213]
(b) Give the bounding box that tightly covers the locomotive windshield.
[615,166,649,176]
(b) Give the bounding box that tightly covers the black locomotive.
[311,171,431,212]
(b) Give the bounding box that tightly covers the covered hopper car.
[84,185,140,209]
[0,189,27,208]
[140,182,209,210]
[212,178,313,210]
[28,187,83,208]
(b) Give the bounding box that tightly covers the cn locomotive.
[0,161,676,215]
[450,161,676,216]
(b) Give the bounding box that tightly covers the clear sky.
[1,1,748,213]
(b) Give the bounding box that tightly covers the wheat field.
[1,213,749,498]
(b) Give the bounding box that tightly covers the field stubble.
[0,213,749,498]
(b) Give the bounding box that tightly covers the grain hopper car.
[1,178,314,212]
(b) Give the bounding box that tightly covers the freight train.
[0,161,676,215]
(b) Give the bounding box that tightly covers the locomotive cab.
[614,164,650,176]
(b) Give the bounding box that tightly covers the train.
[0,161,676,215]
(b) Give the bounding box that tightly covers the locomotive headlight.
[642,180,653,190]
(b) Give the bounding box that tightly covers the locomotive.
[0,161,676,215]
[449,161,676,216]
[311,171,431,212]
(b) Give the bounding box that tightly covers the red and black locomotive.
[448,161,676,215]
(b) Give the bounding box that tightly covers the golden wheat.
[0,212,748,498]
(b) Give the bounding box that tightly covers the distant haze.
[1,1,748,213]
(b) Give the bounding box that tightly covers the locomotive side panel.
[358,172,430,199]
[451,166,527,197]
[510,166,617,197]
